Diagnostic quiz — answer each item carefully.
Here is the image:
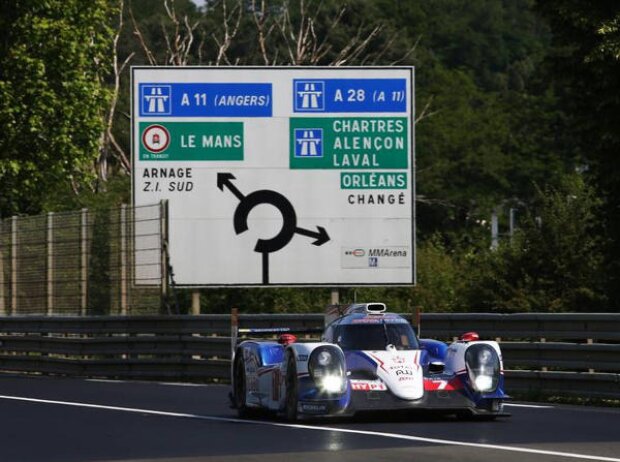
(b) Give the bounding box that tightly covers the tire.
[471,399,503,421]
[233,353,251,418]
[284,354,299,421]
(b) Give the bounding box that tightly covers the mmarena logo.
[368,248,408,257]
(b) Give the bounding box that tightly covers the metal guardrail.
[505,371,620,400]
[0,315,230,380]
[0,313,618,399]
[501,342,620,372]
[420,313,620,342]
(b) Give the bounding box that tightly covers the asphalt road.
[0,374,619,462]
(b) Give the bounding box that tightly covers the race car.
[230,303,509,420]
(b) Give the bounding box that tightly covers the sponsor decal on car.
[423,377,462,391]
[300,402,329,413]
[350,380,387,391]
[351,317,384,324]
[395,369,414,376]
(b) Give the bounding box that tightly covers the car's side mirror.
[429,361,445,374]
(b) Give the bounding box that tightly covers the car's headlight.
[321,375,345,393]
[465,344,500,393]
[474,375,493,391]
[309,346,346,394]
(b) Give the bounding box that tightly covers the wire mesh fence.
[0,203,166,316]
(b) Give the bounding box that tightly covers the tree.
[463,175,606,312]
[0,0,117,216]
[535,1,620,307]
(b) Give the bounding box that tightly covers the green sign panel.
[290,117,408,170]
[340,172,407,189]
[139,122,243,161]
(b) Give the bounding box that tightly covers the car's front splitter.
[348,388,508,415]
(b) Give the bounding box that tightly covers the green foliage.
[43,174,131,212]
[535,1,620,307]
[191,287,331,314]
[0,0,116,217]
[462,176,607,312]
[410,236,464,312]
[376,0,571,243]
[416,65,512,238]
[377,0,550,91]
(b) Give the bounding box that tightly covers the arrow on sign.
[217,173,244,201]
[295,226,330,246]
[217,172,330,284]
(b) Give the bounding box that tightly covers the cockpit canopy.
[324,313,419,351]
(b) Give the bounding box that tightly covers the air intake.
[366,303,387,314]
[345,303,387,315]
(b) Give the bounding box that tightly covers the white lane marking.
[0,394,617,462]
[505,403,554,409]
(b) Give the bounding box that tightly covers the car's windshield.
[336,322,419,351]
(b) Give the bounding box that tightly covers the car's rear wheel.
[284,353,298,421]
[233,353,251,418]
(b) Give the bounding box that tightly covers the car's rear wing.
[230,308,323,363]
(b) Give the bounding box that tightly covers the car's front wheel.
[233,353,251,418]
[284,353,298,421]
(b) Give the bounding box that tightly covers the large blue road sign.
[293,78,407,113]
[139,82,272,117]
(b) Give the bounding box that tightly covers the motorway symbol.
[217,173,330,284]
[142,124,170,153]
[294,129,323,157]
[142,85,171,115]
[294,80,325,111]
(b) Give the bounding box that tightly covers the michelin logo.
[294,80,325,111]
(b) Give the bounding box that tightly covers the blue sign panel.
[139,83,272,117]
[294,129,323,158]
[293,79,406,113]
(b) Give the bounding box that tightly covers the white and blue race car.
[231,303,509,421]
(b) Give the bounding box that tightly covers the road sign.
[132,67,415,287]
[142,124,170,153]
